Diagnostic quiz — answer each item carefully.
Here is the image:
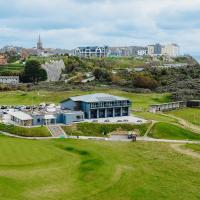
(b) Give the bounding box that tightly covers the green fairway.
[0,123,50,137]
[0,90,171,111]
[167,108,200,126]
[149,122,200,140]
[0,135,200,200]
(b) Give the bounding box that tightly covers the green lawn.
[0,63,24,74]
[0,136,200,200]
[167,108,200,126]
[0,90,171,111]
[62,122,150,137]
[136,112,178,123]
[149,122,200,140]
[0,124,50,137]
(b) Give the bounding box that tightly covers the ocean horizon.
[193,56,200,63]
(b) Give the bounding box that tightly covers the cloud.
[0,0,200,55]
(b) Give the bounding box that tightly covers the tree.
[93,67,112,82]
[21,59,47,83]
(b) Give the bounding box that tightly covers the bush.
[133,75,159,89]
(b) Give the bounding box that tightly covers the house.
[0,54,7,65]
[74,46,109,58]
[0,76,19,84]
[60,93,132,119]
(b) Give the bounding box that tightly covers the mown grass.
[0,89,171,111]
[62,122,150,137]
[167,108,200,126]
[149,122,200,141]
[136,112,178,123]
[0,123,50,137]
[184,144,200,153]
[0,63,24,74]
[0,136,200,200]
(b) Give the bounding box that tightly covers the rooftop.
[8,111,33,121]
[63,93,129,103]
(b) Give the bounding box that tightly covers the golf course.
[0,135,200,200]
[0,89,200,200]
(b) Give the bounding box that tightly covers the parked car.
[137,120,142,123]
[92,120,98,123]
[104,119,110,123]
[117,120,123,123]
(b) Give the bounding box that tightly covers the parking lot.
[85,115,147,124]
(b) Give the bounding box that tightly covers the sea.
[193,56,200,64]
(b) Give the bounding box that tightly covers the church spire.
[37,34,43,50]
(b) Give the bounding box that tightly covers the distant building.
[0,76,19,84]
[137,48,148,56]
[74,46,109,58]
[0,54,7,65]
[108,46,147,57]
[60,93,132,119]
[147,43,163,56]
[147,45,155,56]
[37,35,43,50]
[162,44,180,57]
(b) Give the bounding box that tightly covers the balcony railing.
[89,101,131,109]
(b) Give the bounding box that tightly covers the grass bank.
[0,123,51,137]
[167,108,200,126]
[62,122,150,137]
[149,122,200,141]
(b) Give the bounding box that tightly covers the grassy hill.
[149,122,200,140]
[0,135,200,200]
[167,108,200,126]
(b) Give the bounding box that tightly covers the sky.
[0,0,200,56]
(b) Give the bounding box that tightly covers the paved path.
[47,125,66,138]
[144,120,156,137]
[1,130,200,145]
[161,113,200,134]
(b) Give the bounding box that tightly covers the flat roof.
[8,111,33,121]
[61,93,129,103]
[0,76,19,78]
[44,115,56,120]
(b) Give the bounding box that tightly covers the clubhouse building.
[60,93,132,119]
[6,93,132,126]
